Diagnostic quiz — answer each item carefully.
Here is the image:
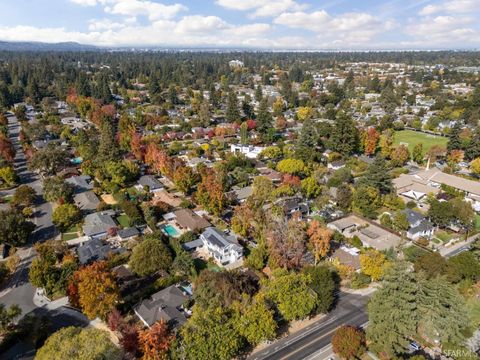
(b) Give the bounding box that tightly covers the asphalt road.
[0,115,60,316]
[249,291,371,360]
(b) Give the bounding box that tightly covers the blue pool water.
[70,157,83,165]
[163,224,180,237]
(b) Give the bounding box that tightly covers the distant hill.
[0,41,99,51]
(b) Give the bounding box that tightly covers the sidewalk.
[440,234,478,257]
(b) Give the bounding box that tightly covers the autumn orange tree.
[332,325,366,359]
[195,169,226,216]
[0,134,15,164]
[68,261,119,320]
[173,165,198,194]
[138,320,175,360]
[307,220,333,265]
[362,127,380,156]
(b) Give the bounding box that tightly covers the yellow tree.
[307,220,333,265]
[471,157,480,175]
[359,249,387,281]
[68,261,119,320]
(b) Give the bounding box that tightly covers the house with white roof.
[199,227,243,266]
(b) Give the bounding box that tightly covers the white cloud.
[88,18,126,31]
[105,0,187,21]
[175,16,229,34]
[0,14,271,48]
[419,0,479,15]
[406,15,477,42]
[216,0,307,18]
[70,0,110,6]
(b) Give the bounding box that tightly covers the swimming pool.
[70,157,83,165]
[163,224,180,237]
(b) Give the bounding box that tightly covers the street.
[0,115,88,333]
[249,291,372,360]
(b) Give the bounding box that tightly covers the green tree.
[226,90,240,123]
[256,98,273,141]
[0,166,18,187]
[232,295,277,346]
[352,185,381,219]
[0,304,21,335]
[301,265,336,313]
[36,327,121,360]
[361,155,392,194]
[29,144,69,175]
[448,121,463,152]
[43,176,74,203]
[264,271,317,321]
[412,143,424,164]
[367,262,468,357]
[0,209,35,246]
[11,185,36,207]
[417,276,467,344]
[52,204,81,232]
[428,199,454,228]
[129,236,173,276]
[301,177,322,199]
[276,158,305,175]
[393,211,409,232]
[180,307,243,360]
[336,184,353,212]
[447,251,480,283]
[367,263,419,357]
[331,112,358,156]
[295,118,319,161]
[413,252,447,279]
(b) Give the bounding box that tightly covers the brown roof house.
[172,209,211,232]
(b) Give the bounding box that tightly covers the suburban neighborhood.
[0,3,480,359]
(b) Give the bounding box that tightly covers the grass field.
[394,130,448,154]
[116,214,131,228]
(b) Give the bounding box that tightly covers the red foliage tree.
[120,323,140,355]
[130,132,145,161]
[282,174,301,187]
[107,308,124,332]
[0,134,15,163]
[331,325,366,360]
[138,320,174,360]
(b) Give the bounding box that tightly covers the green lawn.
[435,230,453,243]
[116,214,131,228]
[475,214,480,231]
[394,130,448,154]
[62,232,79,241]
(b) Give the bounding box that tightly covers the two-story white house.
[200,227,243,266]
[403,209,435,240]
[230,144,264,159]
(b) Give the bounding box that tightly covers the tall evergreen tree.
[331,112,358,156]
[367,262,419,357]
[256,98,273,140]
[295,118,319,161]
[75,72,91,97]
[226,90,240,123]
[361,155,392,194]
[98,120,119,164]
[466,126,480,160]
[447,121,463,152]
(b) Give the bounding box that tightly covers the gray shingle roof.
[83,211,117,237]
[134,285,189,328]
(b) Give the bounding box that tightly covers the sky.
[0,0,479,50]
